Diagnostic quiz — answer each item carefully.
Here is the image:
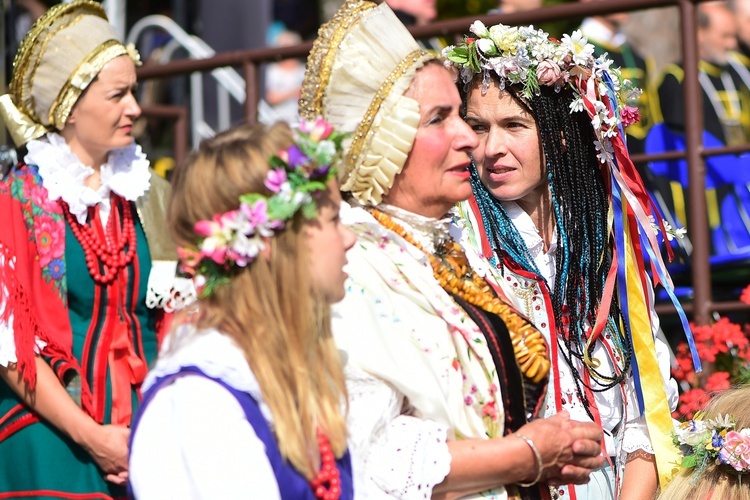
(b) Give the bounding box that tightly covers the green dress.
[0,202,158,499]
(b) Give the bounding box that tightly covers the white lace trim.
[142,326,273,423]
[145,261,198,312]
[25,132,151,224]
[621,416,656,455]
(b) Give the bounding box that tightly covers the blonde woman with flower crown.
[446,20,693,499]
[659,386,750,500]
[129,120,357,499]
[0,1,188,497]
[300,1,607,499]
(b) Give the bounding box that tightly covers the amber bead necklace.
[370,208,550,383]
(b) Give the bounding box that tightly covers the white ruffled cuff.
[621,416,655,455]
[145,261,197,312]
[367,416,451,499]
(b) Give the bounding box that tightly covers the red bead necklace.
[309,429,342,500]
[62,196,137,285]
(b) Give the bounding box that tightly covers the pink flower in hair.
[536,59,562,86]
[194,210,238,264]
[264,168,287,193]
[302,117,334,141]
[720,430,750,472]
[621,105,641,128]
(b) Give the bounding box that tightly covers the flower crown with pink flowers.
[674,413,750,477]
[444,22,642,163]
[178,118,346,297]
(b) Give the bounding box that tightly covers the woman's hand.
[76,420,131,485]
[515,410,606,486]
[435,410,605,499]
[0,358,131,484]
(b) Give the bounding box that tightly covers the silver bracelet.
[514,433,544,487]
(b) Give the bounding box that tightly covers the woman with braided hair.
[448,22,692,499]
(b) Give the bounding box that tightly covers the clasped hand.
[518,410,606,486]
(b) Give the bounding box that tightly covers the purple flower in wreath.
[278,145,310,170]
[311,163,332,179]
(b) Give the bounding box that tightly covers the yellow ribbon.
[623,211,680,486]
[0,94,48,146]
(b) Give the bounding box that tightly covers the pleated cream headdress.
[0,0,141,146]
[299,0,437,205]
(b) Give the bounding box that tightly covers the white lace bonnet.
[0,0,141,146]
[299,0,437,205]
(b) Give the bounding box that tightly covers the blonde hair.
[659,387,750,500]
[169,122,348,478]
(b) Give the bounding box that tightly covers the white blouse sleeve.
[0,248,16,367]
[621,296,679,455]
[345,363,451,499]
[0,249,47,367]
[129,374,281,500]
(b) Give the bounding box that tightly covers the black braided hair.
[462,78,633,420]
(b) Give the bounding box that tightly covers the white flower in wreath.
[489,24,520,53]
[569,96,585,113]
[560,30,595,66]
[476,38,498,56]
[627,87,643,101]
[594,139,614,164]
[489,57,520,80]
[648,215,688,241]
[595,54,615,71]
[470,20,488,38]
[675,419,711,447]
[314,139,337,164]
[664,221,688,241]
[708,414,735,430]
[70,62,100,91]
[602,117,620,138]
[229,232,264,267]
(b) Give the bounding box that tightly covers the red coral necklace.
[61,195,137,285]
[310,428,341,500]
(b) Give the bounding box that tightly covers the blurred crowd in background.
[4,0,750,288]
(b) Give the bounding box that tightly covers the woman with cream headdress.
[0,1,188,497]
[300,1,605,498]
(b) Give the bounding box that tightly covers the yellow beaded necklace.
[370,209,550,383]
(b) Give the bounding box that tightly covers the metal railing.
[134,0,750,325]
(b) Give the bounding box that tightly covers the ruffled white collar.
[143,325,272,423]
[354,201,453,254]
[25,132,151,224]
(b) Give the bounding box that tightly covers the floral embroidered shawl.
[0,164,94,412]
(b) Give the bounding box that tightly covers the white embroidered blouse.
[457,199,679,498]
[129,326,283,499]
[334,201,516,500]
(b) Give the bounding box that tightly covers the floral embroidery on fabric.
[351,214,504,439]
[1,165,66,299]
